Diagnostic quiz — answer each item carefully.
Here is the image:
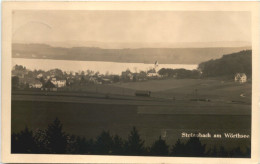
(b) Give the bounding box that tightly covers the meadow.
[11,78,251,152]
[112,78,252,103]
[12,100,251,151]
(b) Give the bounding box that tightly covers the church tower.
[154,60,159,73]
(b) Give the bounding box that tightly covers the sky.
[12,10,251,47]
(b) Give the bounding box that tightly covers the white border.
[2,1,260,163]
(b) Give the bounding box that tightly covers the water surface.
[12,58,198,75]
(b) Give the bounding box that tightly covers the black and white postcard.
[2,1,260,163]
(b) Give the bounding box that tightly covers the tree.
[11,127,38,153]
[73,137,95,154]
[158,68,170,77]
[150,136,169,156]
[111,135,125,155]
[230,147,244,157]
[185,136,206,157]
[48,69,64,79]
[125,127,145,155]
[86,70,94,76]
[80,71,85,76]
[138,71,147,80]
[245,147,251,158]
[219,146,228,157]
[71,136,88,154]
[171,139,186,156]
[38,77,45,83]
[12,76,19,90]
[80,76,86,85]
[158,68,200,79]
[33,129,49,153]
[45,118,68,154]
[207,145,218,157]
[147,68,156,73]
[172,137,206,157]
[121,69,132,81]
[65,135,77,154]
[94,71,100,77]
[94,131,113,154]
[113,75,120,83]
[198,50,252,78]
[13,64,26,71]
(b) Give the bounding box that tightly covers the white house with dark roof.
[50,77,66,87]
[234,73,247,83]
[29,79,43,88]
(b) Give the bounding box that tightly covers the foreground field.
[11,78,252,152]
[12,97,251,151]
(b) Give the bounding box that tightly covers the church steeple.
[154,61,159,72]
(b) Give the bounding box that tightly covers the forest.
[12,118,250,157]
[198,50,252,78]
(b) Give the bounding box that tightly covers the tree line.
[158,68,201,79]
[157,50,252,79]
[198,50,252,78]
[12,118,250,157]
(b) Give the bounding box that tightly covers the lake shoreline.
[12,58,198,75]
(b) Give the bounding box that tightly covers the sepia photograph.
[2,1,260,163]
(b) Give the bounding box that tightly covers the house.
[121,71,133,81]
[28,79,43,88]
[50,77,66,88]
[88,76,101,84]
[101,78,112,84]
[147,72,161,77]
[56,80,66,87]
[234,73,247,83]
[37,73,43,79]
[41,80,57,91]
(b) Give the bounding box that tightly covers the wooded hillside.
[198,50,252,78]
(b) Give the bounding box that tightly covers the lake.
[12,58,198,75]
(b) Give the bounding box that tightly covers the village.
[12,55,249,93]
[11,60,197,90]
[11,61,161,91]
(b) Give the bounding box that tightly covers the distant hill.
[12,43,251,64]
[198,50,252,78]
[15,41,251,49]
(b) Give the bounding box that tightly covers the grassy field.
[35,78,251,103]
[11,78,252,151]
[112,78,252,103]
[12,99,251,151]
